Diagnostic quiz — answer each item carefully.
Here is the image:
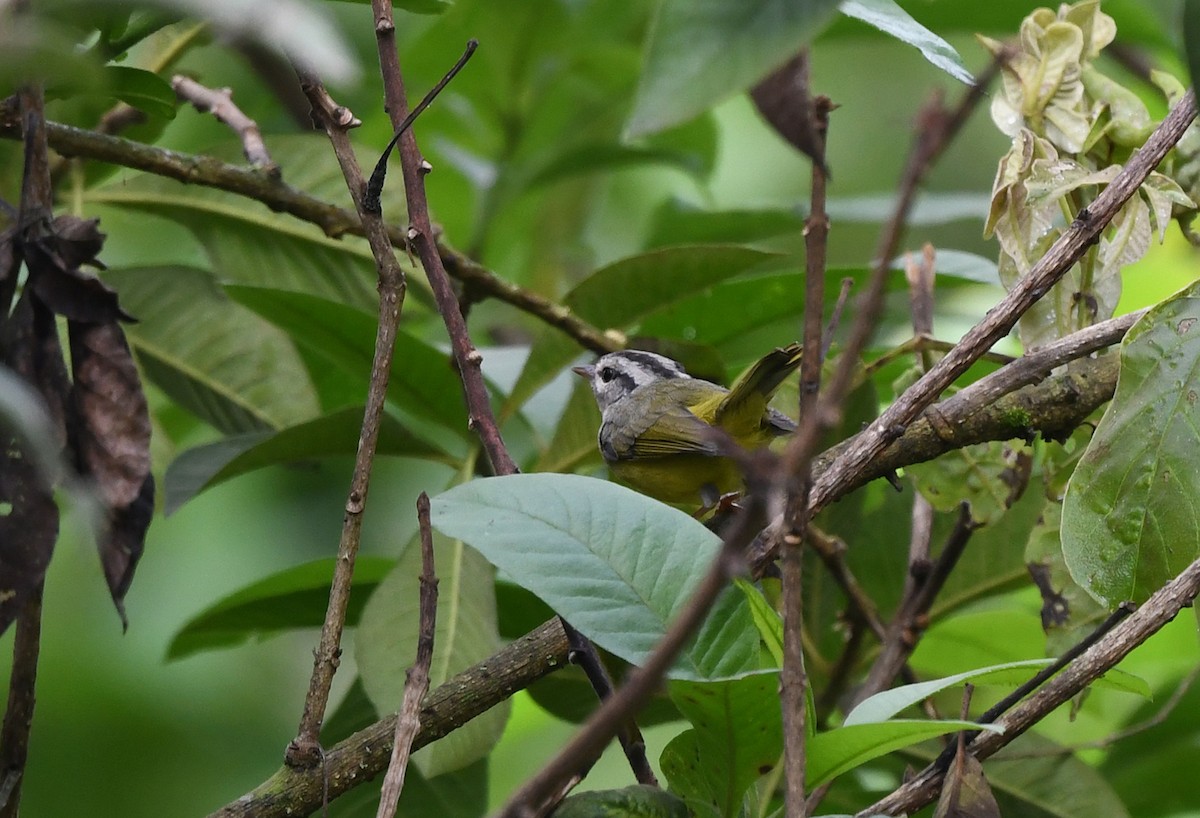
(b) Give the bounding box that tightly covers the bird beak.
[571,365,595,379]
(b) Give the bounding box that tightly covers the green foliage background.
[2,0,1199,816]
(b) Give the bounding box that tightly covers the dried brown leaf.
[69,321,151,508]
[68,320,153,622]
[934,749,1002,818]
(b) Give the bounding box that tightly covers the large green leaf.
[429,474,759,681]
[102,65,177,119]
[356,532,507,778]
[166,557,394,660]
[104,266,320,434]
[1062,282,1200,606]
[507,245,779,412]
[163,405,452,514]
[625,0,843,138]
[660,673,783,818]
[227,287,472,444]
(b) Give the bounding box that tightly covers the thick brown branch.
[209,619,571,818]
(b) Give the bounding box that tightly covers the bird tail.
[726,343,803,403]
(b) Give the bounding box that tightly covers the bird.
[573,344,802,505]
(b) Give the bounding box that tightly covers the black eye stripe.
[619,351,685,379]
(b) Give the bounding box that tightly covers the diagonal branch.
[0,100,619,356]
[858,555,1200,817]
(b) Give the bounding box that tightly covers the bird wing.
[627,407,722,458]
[603,379,724,460]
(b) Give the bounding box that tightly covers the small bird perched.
[573,344,802,505]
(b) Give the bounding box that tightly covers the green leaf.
[1062,282,1200,605]
[1184,0,1200,99]
[736,578,784,667]
[429,474,759,681]
[89,0,358,83]
[808,720,1002,789]
[554,785,691,818]
[645,202,805,249]
[166,557,394,660]
[102,65,176,119]
[625,0,843,138]
[163,406,451,514]
[846,660,1059,727]
[661,673,783,818]
[839,0,972,84]
[507,245,779,412]
[356,532,507,778]
[104,266,320,434]
[227,287,472,443]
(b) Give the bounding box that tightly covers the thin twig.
[561,624,658,786]
[821,276,854,362]
[995,664,1200,758]
[365,40,478,213]
[376,494,439,818]
[851,504,978,709]
[0,583,44,818]
[779,86,832,818]
[286,72,409,766]
[171,75,278,174]
[0,78,53,818]
[366,15,653,791]
[0,103,619,356]
[781,61,1002,484]
[366,22,513,476]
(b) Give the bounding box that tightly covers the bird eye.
[598,366,615,383]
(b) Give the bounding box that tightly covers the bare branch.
[376,493,439,818]
[287,72,410,765]
[171,75,278,174]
